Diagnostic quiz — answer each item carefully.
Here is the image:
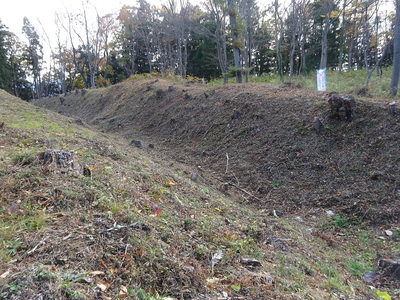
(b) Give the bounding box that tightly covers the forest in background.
[0,0,400,101]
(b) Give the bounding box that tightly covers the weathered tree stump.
[37,149,81,174]
[377,256,400,283]
[327,92,356,121]
[389,101,396,116]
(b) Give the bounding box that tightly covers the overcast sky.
[0,0,207,67]
[0,0,215,36]
[1,0,140,35]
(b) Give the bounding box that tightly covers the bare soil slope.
[35,78,400,225]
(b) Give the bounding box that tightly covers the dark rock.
[148,143,155,149]
[313,117,323,133]
[190,172,198,181]
[156,89,164,98]
[241,258,262,267]
[131,140,142,148]
[75,119,84,126]
[362,271,378,284]
[83,166,92,177]
[54,257,68,265]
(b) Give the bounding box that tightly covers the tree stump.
[377,256,400,283]
[327,92,355,121]
[389,101,396,116]
[37,149,81,174]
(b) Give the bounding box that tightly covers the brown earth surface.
[35,78,400,225]
[1,81,400,299]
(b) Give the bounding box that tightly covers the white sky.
[0,0,218,36]
[1,0,147,35]
[0,0,205,69]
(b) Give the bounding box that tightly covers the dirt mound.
[34,79,400,225]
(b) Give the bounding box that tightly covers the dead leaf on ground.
[118,285,128,298]
[0,270,11,279]
[97,281,111,291]
[91,270,106,276]
[164,179,176,187]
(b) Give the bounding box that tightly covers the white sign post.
[317,69,326,91]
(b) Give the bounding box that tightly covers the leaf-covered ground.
[0,80,399,300]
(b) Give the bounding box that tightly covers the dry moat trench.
[34,78,400,225]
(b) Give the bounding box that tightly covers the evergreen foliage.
[0,21,12,92]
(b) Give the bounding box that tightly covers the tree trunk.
[82,3,95,89]
[366,41,391,86]
[206,0,229,83]
[298,0,309,76]
[362,6,370,75]
[228,0,242,83]
[320,14,330,70]
[289,0,298,79]
[338,0,347,73]
[390,0,400,96]
[274,0,283,80]
[348,30,355,70]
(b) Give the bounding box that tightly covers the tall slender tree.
[22,17,43,99]
[204,0,229,83]
[390,0,400,96]
[228,0,242,83]
[273,0,284,80]
[319,0,337,70]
